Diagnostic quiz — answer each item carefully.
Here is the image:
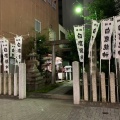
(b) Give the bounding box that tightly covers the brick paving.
[0,98,120,120]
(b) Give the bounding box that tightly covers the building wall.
[0,0,59,41]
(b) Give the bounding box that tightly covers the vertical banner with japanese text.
[2,37,9,73]
[88,20,100,58]
[100,19,114,60]
[73,25,85,62]
[15,36,22,65]
[115,15,120,58]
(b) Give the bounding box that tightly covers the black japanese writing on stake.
[17,42,21,47]
[102,52,109,57]
[4,54,8,58]
[18,49,21,53]
[79,48,83,53]
[78,41,83,46]
[12,48,14,52]
[103,44,109,50]
[5,59,8,63]
[80,55,83,60]
[77,33,82,39]
[104,36,109,42]
[93,28,96,34]
[4,48,7,52]
[105,27,110,34]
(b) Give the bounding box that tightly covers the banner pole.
[115,58,119,102]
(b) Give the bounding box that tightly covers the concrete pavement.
[0,98,120,120]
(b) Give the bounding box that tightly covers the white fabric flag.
[115,15,120,58]
[2,37,9,73]
[73,25,85,62]
[100,18,114,60]
[10,43,15,58]
[15,36,22,65]
[88,20,100,58]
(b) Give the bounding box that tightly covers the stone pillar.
[83,72,88,101]
[110,72,116,103]
[19,63,26,99]
[100,72,106,102]
[69,72,72,80]
[92,73,97,102]
[65,73,67,80]
[14,73,18,96]
[3,73,7,95]
[0,73,2,94]
[72,61,80,104]
[8,73,12,95]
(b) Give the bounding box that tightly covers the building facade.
[0,0,59,41]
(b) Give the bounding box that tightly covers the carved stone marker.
[72,61,80,104]
[83,72,88,101]
[110,72,116,103]
[100,72,106,102]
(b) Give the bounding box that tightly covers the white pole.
[115,58,119,101]
[91,50,92,75]
[108,58,111,102]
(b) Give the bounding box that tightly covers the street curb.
[27,93,73,100]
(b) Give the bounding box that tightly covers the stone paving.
[0,98,120,120]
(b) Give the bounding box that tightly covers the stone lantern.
[26,50,44,91]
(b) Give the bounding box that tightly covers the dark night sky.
[62,0,84,30]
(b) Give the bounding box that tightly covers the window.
[52,0,56,9]
[35,19,41,32]
[48,0,51,4]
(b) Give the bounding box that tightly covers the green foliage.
[36,34,50,57]
[87,0,118,20]
[22,37,34,60]
[59,30,79,65]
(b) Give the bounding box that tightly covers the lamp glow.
[75,7,82,13]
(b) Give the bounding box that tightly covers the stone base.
[27,80,45,92]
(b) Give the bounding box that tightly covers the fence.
[0,63,26,99]
[72,61,119,104]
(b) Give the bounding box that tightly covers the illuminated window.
[35,19,41,32]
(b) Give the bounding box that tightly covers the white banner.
[88,20,100,58]
[10,43,15,58]
[2,37,9,73]
[73,25,85,62]
[100,18,114,60]
[15,36,22,65]
[115,15,120,58]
